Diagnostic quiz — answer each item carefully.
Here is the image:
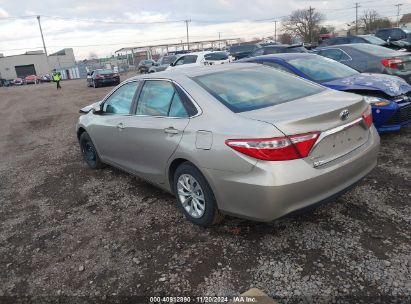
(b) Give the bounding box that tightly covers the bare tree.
[361,10,392,33]
[279,33,293,44]
[282,8,325,43]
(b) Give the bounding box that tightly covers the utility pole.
[274,21,277,43]
[36,15,48,56]
[218,32,221,50]
[184,19,191,51]
[355,3,360,35]
[395,4,403,27]
[308,7,314,44]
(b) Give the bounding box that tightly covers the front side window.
[288,56,358,82]
[103,81,139,114]
[193,66,324,113]
[204,52,229,61]
[136,80,188,117]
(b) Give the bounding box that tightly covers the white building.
[0,48,76,80]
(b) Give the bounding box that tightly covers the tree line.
[278,9,395,44]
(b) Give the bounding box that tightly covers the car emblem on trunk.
[340,109,350,121]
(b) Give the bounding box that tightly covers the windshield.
[361,35,385,45]
[289,56,358,82]
[161,56,176,64]
[193,66,324,113]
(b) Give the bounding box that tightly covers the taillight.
[95,74,103,79]
[362,105,373,128]
[225,132,320,161]
[381,58,403,69]
[113,73,119,77]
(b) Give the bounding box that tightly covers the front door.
[87,81,140,167]
[119,80,191,183]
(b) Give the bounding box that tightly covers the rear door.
[118,79,194,183]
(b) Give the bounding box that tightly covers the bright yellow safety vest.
[53,73,60,81]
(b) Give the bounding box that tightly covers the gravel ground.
[0,76,410,303]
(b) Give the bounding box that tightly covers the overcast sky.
[0,0,410,60]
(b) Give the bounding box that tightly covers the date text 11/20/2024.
[149,296,258,303]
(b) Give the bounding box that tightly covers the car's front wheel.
[93,80,99,88]
[79,132,103,169]
[173,162,224,226]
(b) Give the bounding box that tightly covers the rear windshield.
[97,69,113,74]
[351,44,398,56]
[204,52,229,60]
[193,66,324,113]
[288,56,359,82]
[229,45,258,53]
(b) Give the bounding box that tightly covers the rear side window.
[193,66,323,113]
[204,52,229,60]
[261,61,294,74]
[136,80,188,117]
[103,81,139,114]
[318,49,350,61]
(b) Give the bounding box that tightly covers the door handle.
[116,123,125,130]
[164,127,179,134]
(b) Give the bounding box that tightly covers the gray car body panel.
[77,63,380,222]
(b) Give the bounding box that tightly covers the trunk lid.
[239,89,371,166]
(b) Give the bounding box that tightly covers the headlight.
[363,96,390,107]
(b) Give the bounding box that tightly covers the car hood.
[322,73,411,97]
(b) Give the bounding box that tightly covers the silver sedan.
[76,63,380,226]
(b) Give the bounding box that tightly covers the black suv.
[375,28,411,51]
[375,27,411,42]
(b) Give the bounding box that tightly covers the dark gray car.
[148,55,178,73]
[313,43,411,83]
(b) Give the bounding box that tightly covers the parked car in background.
[148,55,178,73]
[87,69,120,88]
[77,63,379,226]
[166,51,231,70]
[319,35,382,47]
[318,34,411,51]
[13,78,24,85]
[40,74,51,83]
[375,27,411,51]
[242,53,411,132]
[313,44,411,83]
[138,59,156,73]
[25,75,40,84]
[0,79,12,87]
[228,43,260,60]
[247,44,308,57]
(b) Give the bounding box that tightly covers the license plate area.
[308,119,369,167]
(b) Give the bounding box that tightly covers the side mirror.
[92,103,103,114]
[169,62,175,67]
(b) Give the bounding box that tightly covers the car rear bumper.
[203,126,380,222]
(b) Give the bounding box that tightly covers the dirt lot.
[0,76,410,303]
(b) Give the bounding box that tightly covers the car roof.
[127,62,260,80]
[244,53,317,61]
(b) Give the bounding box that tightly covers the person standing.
[53,71,61,90]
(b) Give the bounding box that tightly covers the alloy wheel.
[177,174,206,218]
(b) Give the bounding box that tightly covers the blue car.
[241,53,411,132]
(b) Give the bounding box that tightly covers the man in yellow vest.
[53,70,61,90]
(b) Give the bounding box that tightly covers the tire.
[173,162,224,226]
[93,80,98,88]
[79,132,104,169]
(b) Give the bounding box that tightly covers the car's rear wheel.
[173,162,224,226]
[79,132,103,169]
